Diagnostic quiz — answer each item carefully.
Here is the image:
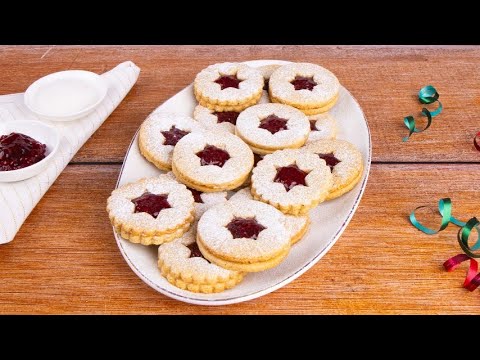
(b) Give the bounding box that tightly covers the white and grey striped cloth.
[0,61,140,244]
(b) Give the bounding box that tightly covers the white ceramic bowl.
[24,70,108,121]
[0,120,60,182]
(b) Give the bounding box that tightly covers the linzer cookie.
[304,139,363,200]
[194,62,264,112]
[193,105,239,134]
[251,149,333,215]
[139,112,203,171]
[172,131,254,192]
[158,225,244,293]
[157,186,238,294]
[229,188,310,245]
[235,103,310,155]
[107,174,195,245]
[269,63,340,115]
[306,113,337,143]
[196,199,291,272]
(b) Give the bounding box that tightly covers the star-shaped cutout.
[274,164,310,192]
[226,217,266,240]
[290,76,317,91]
[131,192,171,219]
[196,145,230,167]
[213,111,240,125]
[214,74,243,90]
[258,114,288,134]
[161,126,190,146]
[317,152,341,172]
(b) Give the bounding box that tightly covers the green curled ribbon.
[403,109,432,143]
[409,198,480,250]
[410,198,463,234]
[458,217,480,257]
[418,85,443,116]
[403,85,443,142]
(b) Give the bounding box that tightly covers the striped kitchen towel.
[0,60,140,244]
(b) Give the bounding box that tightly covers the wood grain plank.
[0,46,479,163]
[0,164,479,314]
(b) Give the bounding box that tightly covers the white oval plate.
[113,60,372,306]
[24,70,107,121]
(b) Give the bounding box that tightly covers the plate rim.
[113,60,372,306]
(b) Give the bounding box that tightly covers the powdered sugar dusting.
[251,149,332,208]
[195,192,228,218]
[194,62,264,104]
[107,174,194,233]
[172,131,254,186]
[193,104,235,134]
[157,185,237,284]
[165,171,228,217]
[235,103,310,150]
[306,113,337,143]
[227,187,254,203]
[304,139,363,188]
[269,63,340,106]
[158,223,241,281]
[229,188,308,240]
[197,200,290,261]
[139,111,203,169]
[258,64,282,81]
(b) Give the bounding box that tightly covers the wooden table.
[0,45,479,314]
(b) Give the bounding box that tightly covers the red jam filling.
[290,76,317,91]
[213,111,239,125]
[215,75,242,90]
[317,152,341,171]
[187,186,203,203]
[131,192,171,219]
[226,217,266,240]
[196,145,230,167]
[274,164,309,191]
[309,120,318,131]
[0,132,47,172]
[161,126,190,146]
[187,242,208,261]
[258,114,288,134]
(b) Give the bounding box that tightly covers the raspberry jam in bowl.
[0,120,60,182]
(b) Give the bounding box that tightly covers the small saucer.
[0,120,60,182]
[24,70,107,121]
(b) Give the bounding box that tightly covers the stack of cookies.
[107,61,364,294]
[194,62,264,112]
[269,62,340,115]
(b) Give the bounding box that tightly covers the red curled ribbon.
[475,131,480,152]
[443,254,480,291]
